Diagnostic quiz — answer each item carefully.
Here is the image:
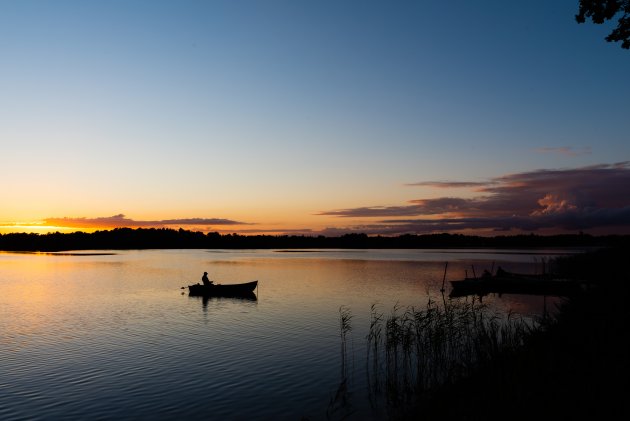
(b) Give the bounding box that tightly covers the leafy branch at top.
[576,0,630,49]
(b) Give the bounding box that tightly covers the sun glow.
[0,224,79,234]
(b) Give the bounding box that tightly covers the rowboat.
[188,280,258,297]
[449,270,582,298]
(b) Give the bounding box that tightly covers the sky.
[1,0,629,236]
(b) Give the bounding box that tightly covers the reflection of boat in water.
[188,280,258,298]
[195,291,258,305]
[449,269,582,298]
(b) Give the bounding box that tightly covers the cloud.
[318,162,630,234]
[535,146,592,157]
[42,214,249,229]
[318,197,478,218]
[405,181,488,188]
[26,163,630,236]
[219,228,315,235]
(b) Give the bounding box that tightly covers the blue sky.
[1,0,629,235]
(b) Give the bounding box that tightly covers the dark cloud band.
[318,163,630,234]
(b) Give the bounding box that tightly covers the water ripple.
[0,249,555,420]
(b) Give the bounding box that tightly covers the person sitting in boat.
[202,272,213,286]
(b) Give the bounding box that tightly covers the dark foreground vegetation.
[352,246,629,420]
[1,227,628,251]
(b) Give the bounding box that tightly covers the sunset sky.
[1,0,629,236]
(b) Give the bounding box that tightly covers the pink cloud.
[405,181,488,188]
[43,214,249,229]
[318,162,630,234]
[535,146,592,157]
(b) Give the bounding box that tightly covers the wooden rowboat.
[449,270,582,298]
[188,280,258,297]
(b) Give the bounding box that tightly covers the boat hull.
[449,275,581,298]
[188,280,258,297]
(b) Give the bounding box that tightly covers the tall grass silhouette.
[327,305,355,420]
[357,296,540,407]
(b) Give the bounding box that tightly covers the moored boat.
[449,270,582,298]
[188,280,258,297]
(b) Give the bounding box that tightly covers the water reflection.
[188,292,258,310]
[0,248,579,420]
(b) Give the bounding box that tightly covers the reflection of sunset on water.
[0,248,590,419]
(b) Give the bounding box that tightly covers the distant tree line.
[0,227,627,252]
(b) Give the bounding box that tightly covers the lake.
[0,248,578,420]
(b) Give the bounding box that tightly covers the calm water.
[0,248,577,420]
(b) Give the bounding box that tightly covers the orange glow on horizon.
[0,220,318,236]
[0,224,80,235]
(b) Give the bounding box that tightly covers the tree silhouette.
[576,0,630,49]
[0,227,627,251]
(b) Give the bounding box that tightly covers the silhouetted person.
[202,272,213,286]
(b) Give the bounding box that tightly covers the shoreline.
[402,246,629,420]
[1,227,626,252]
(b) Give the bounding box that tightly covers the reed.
[327,306,355,420]
[366,303,383,366]
[331,247,627,419]
[338,305,353,378]
[361,296,540,406]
